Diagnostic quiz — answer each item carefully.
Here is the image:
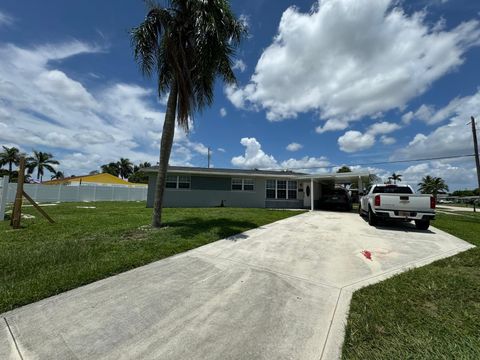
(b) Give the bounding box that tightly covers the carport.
[295,172,371,211]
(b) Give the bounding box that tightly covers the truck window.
[372,185,413,194]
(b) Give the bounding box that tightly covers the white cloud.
[405,94,477,125]
[231,137,278,169]
[0,10,13,26]
[338,131,375,153]
[380,135,396,145]
[400,161,477,191]
[315,119,349,133]
[367,121,401,136]
[280,156,330,173]
[398,89,480,160]
[231,137,330,172]
[217,148,226,153]
[232,59,247,73]
[227,0,480,129]
[0,40,208,175]
[286,142,303,152]
[219,107,227,117]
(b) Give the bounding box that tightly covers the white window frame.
[265,180,298,200]
[231,178,255,191]
[165,175,191,190]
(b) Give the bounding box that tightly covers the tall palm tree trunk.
[152,82,178,228]
[8,161,12,175]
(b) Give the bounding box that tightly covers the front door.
[303,181,311,208]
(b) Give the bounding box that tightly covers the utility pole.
[207,147,211,168]
[471,116,480,190]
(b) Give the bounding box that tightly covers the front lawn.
[342,212,480,359]
[0,202,303,314]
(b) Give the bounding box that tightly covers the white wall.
[2,182,147,204]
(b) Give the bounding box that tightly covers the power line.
[278,153,476,171]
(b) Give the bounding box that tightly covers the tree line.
[0,146,60,182]
[0,146,152,184]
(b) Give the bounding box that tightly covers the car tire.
[368,207,377,226]
[358,204,363,216]
[415,219,430,230]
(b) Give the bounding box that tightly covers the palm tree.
[418,176,449,199]
[389,172,402,184]
[51,171,65,180]
[131,0,245,227]
[101,162,120,177]
[0,146,20,175]
[27,151,59,182]
[118,158,134,179]
[139,162,152,169]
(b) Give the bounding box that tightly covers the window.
[288,181,297,199]
[266,180,276,199]
[178,176,191,189]
[372,185,413,194]
[166,175,177,189]
[232,178,255,191]
[265,180,298,199]
[165,175,190,189]
[232,178,243,190]
[277,180,287,199]
[243,179,255,191]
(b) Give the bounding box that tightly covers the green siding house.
[143,166,371,210]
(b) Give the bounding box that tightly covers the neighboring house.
[142,166,371,209]
[43,173,146,188]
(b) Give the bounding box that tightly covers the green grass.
[0,202,303,314]
[342,212,480,359]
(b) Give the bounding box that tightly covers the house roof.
[43,173,144,186]
[141,166,305,178]
[141,166,372,182]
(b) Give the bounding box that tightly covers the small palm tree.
[418,176,449,199]
[0,146,20,175]
[139,162,152,169]
[101,162,120,177]
[27,151,59,182]
[389,172,402,184]
[51,171,65,180]
[118,158,134,179]
[132,0,245,227]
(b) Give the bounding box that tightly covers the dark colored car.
[319,188,352,211]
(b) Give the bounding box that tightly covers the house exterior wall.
[146,173,304,209]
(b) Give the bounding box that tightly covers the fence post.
[34,183,39,201]
[0,176,9,221]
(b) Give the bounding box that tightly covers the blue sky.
[0,0,479,190]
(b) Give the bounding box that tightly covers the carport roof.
[294,171,371,182]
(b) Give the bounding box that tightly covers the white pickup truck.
[359,184,436,230]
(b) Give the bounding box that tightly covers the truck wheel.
[368,208,377,226]
[415,220,430,230]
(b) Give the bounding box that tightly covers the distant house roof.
[43,173,145,187]
[141,166,305,178]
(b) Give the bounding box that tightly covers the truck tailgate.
[379,194,432,212]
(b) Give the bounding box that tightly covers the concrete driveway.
[1,211,474,360]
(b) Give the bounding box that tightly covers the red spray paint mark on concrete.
[361,250,372,261]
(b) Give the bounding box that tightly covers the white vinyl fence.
[0,177,147,207]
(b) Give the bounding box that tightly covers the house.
[43,173,147,188]
[142,166,371,209]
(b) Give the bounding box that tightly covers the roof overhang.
[141,167,302,178]
[294,172,371,183]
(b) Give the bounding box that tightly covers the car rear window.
[372,186,413,194]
